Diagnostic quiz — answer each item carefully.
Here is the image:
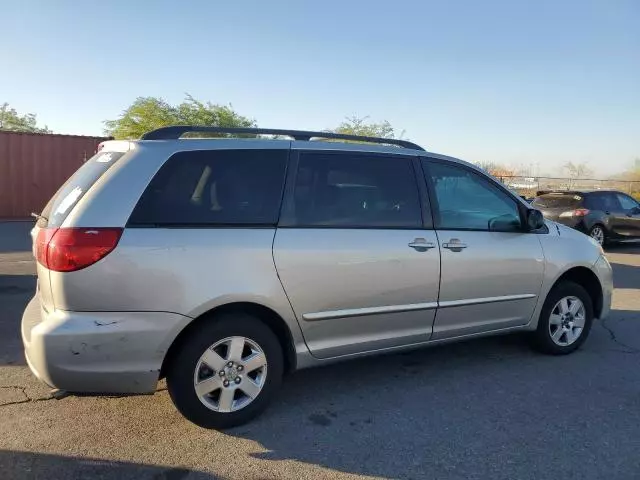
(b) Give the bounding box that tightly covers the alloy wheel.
[548,296,586,346]
[193,336,268,413]
[590,226,604,245]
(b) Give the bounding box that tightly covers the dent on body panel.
[35,310,187,385]
[53,228,308,358]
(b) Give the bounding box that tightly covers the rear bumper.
[593,255,613,320]
[21,296,190,394]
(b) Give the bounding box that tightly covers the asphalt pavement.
[1,221,639,480]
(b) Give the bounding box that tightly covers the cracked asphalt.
[0,221,639,480]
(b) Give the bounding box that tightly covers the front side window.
[128,149,287,226]
[288,152,422,228]
[425,161,521,231]
[616,193,639,211]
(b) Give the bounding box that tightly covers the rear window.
[40,151,125,227]
[128,149,288,226]
[532,194,582,209]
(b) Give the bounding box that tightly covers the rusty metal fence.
[496,175,640,200]
[0,131,108,218]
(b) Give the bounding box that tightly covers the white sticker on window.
[96,152,114,163]
[54,186,83,216]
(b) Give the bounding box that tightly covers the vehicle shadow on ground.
[0,450,218,480]
[226,308,639,479]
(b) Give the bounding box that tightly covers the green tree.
[0,103,51,133]
[104,95,256,139]
[331,115,403,139]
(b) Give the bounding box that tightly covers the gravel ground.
[0,221,639,480]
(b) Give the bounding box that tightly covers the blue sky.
[3,0,639,175]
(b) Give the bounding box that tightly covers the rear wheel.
[531,281,594,355]
[167,313,283,429]
[589,224,606,246]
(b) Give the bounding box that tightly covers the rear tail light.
[36,228,123,272]
[559,208,590,218]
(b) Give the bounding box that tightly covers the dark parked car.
[532,190,640,245]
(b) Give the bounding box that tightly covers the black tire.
[166,313,284,429]
[589,224,607,246]
[531,281,594,355]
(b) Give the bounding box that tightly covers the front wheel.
[531,281,594,355]
[166,313,284,429]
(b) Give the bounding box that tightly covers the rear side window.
[128,149,287,226]
[285,152,422,228]
[532,194,582,209]
[41,151,125,227]
[584,193,621,211]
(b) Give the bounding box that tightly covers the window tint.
[616,193,639,211]
[585,193,621,212]
[289,152,422,228]
[426,161,521,231]
[129,149,287,226]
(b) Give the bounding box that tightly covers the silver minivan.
[22,126,613,428]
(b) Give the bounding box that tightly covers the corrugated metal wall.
[0,131,108,218]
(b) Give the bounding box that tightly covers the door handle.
[442,239,467,251]
[408,238,436,251]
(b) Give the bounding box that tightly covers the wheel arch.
[160,302,297,379]
[549,266,604,318]
[588,221,612,243]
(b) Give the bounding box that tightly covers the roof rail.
[140,126,425,151]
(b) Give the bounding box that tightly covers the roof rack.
[140,126,425,151]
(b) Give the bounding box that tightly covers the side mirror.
[527,209,545,231]
[489,214,522,232]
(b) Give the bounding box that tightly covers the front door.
[422,159,545,340]
[274,150,440,359]
[613,193,640,238]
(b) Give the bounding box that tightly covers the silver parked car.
[22,126,613,429]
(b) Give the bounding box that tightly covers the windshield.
[39,151,125,227]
